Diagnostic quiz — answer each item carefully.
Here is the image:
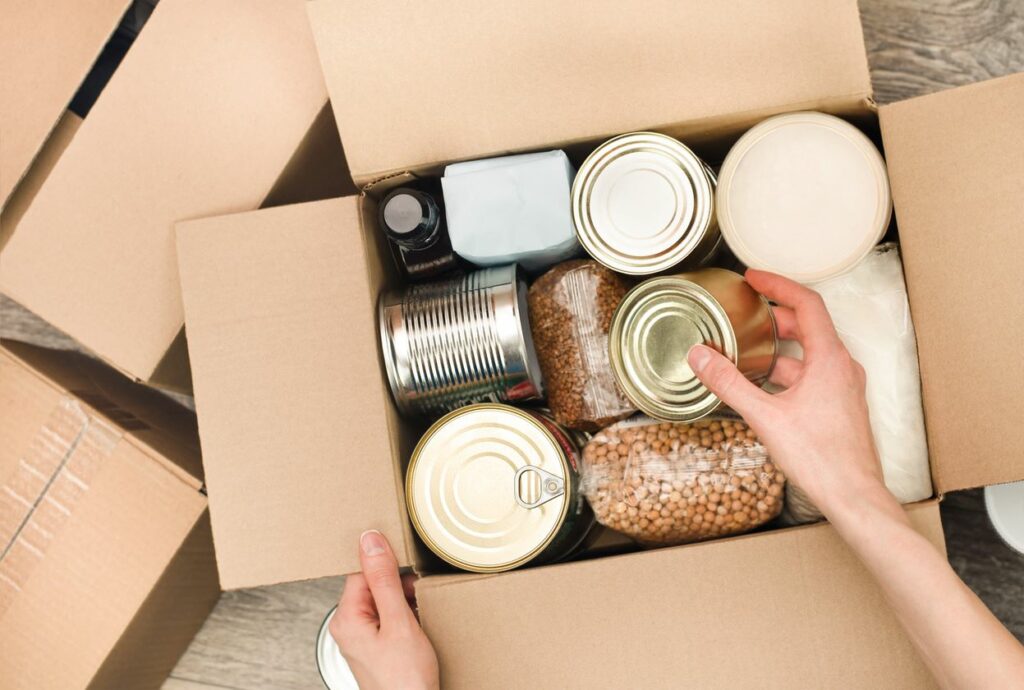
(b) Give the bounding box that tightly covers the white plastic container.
[985,481,1024,555]
[716,112,891,283]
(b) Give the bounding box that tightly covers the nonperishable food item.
[316,606,359,690]
[378,186,459,280]
[778,244,932,524]
[441,151,580,272]
[572,132,720,275]
[609,268,777,422]
[717,111,891,283]
[581,416,784,545]
[528,260,637,431]
[379,264,543,417]
[406,404,593,573]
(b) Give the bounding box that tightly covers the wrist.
[823,476,906,532]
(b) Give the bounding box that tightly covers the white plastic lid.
[985,481,1024,555]
[317,606,360,689]
[716,112,892,283]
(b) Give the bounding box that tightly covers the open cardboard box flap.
[417,502,943,689]
[307,0,873,185]
[0,341,216,687]
[0,0,126,209]
[0,0,333,391]
[176,197,413,589]
[879,72,1024,494]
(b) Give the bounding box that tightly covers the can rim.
[405,403,572,573]
[572,132,715,275]
[316,605,359,690]
[609,275,737,422]
[716,111,892,284]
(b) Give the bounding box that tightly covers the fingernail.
[360,530,387,556]
[688,344,712,373]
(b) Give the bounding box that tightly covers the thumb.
[359,530,415,629]
[687,344,772,422]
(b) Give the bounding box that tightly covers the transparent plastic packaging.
[528,260,637,431]
[581,416,785,545]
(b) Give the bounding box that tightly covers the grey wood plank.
[163,677,240,690]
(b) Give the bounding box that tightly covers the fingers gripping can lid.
[316,606,359,690]
[406,404,579,573]
[572,132,718,275]
[716,111,892,283]
[610,276,737,421]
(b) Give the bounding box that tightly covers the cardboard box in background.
[0,0,127,211]
[0,0,354,394]
[175,0,1024,686]
[0,340,218,690]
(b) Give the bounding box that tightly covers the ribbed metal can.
[572,132,721,275]
[379,264,544,417]
[406,403,594,573]
[609,268,777,422]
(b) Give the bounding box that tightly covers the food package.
[778,243,932,524]
[528,260,637,431]
[581,416,785,546]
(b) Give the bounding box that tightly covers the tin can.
[316,606,359,690]
[379,264,544,417]
[609,268,777,422]
[572,132,720,275]
[406,403,594,573]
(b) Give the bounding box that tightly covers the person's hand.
[686,268,888,518]
[329,530,439,690]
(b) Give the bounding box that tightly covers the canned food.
[379,264,544,417]
[406,404,594,573]
[316,606,359,690]
[572,132,720,275]
[609,268,776,422]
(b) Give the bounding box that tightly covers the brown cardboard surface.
[176,198,411,589]
[0,0,126,208]
[0,342,213,689]
[0,0,329,386]
[308,0,873,185]
[418,502,943,689]
[0,111,82,252]
[880,73,1024,493]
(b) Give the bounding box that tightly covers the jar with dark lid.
[379,186,459,280]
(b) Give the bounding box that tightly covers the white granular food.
[779,243,932,524]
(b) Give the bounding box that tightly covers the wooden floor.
[3,1,1024,687]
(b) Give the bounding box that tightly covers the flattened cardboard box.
[0,341,218,689]
[0,0,126,209]
[0,0,353,393]
[176,0,1024,686]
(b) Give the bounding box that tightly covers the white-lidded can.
[316,606,359,690]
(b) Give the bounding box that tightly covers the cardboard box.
[175,0,1024,686]
[0,0,127,211]
[0,340,218,689]
[0,0,353,394]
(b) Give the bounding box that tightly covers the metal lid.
[572,132,715,275]
[316,606,359,690]
[609,277,736,422]
[406,404,570,573]
[716,111,892,284]
[985,481,1024,555]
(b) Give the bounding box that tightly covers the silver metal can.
[609,268,777,422]
[379,264,544,417]
[406,403,594,573]
[572,132,720,275]
[316,606,359,690]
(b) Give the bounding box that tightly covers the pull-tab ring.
[514,466,565,509]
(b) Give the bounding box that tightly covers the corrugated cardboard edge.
[86,511,219,689]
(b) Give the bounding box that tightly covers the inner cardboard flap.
[880,73,1024,494]
[308,0,873,185]
[176,197,418,589]
[0,0,127,209]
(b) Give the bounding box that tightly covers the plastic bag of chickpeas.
[580,415,785,546]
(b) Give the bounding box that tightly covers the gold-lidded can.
[609,268,777,422]
[406,403,593,573]
[572,132,720,275]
